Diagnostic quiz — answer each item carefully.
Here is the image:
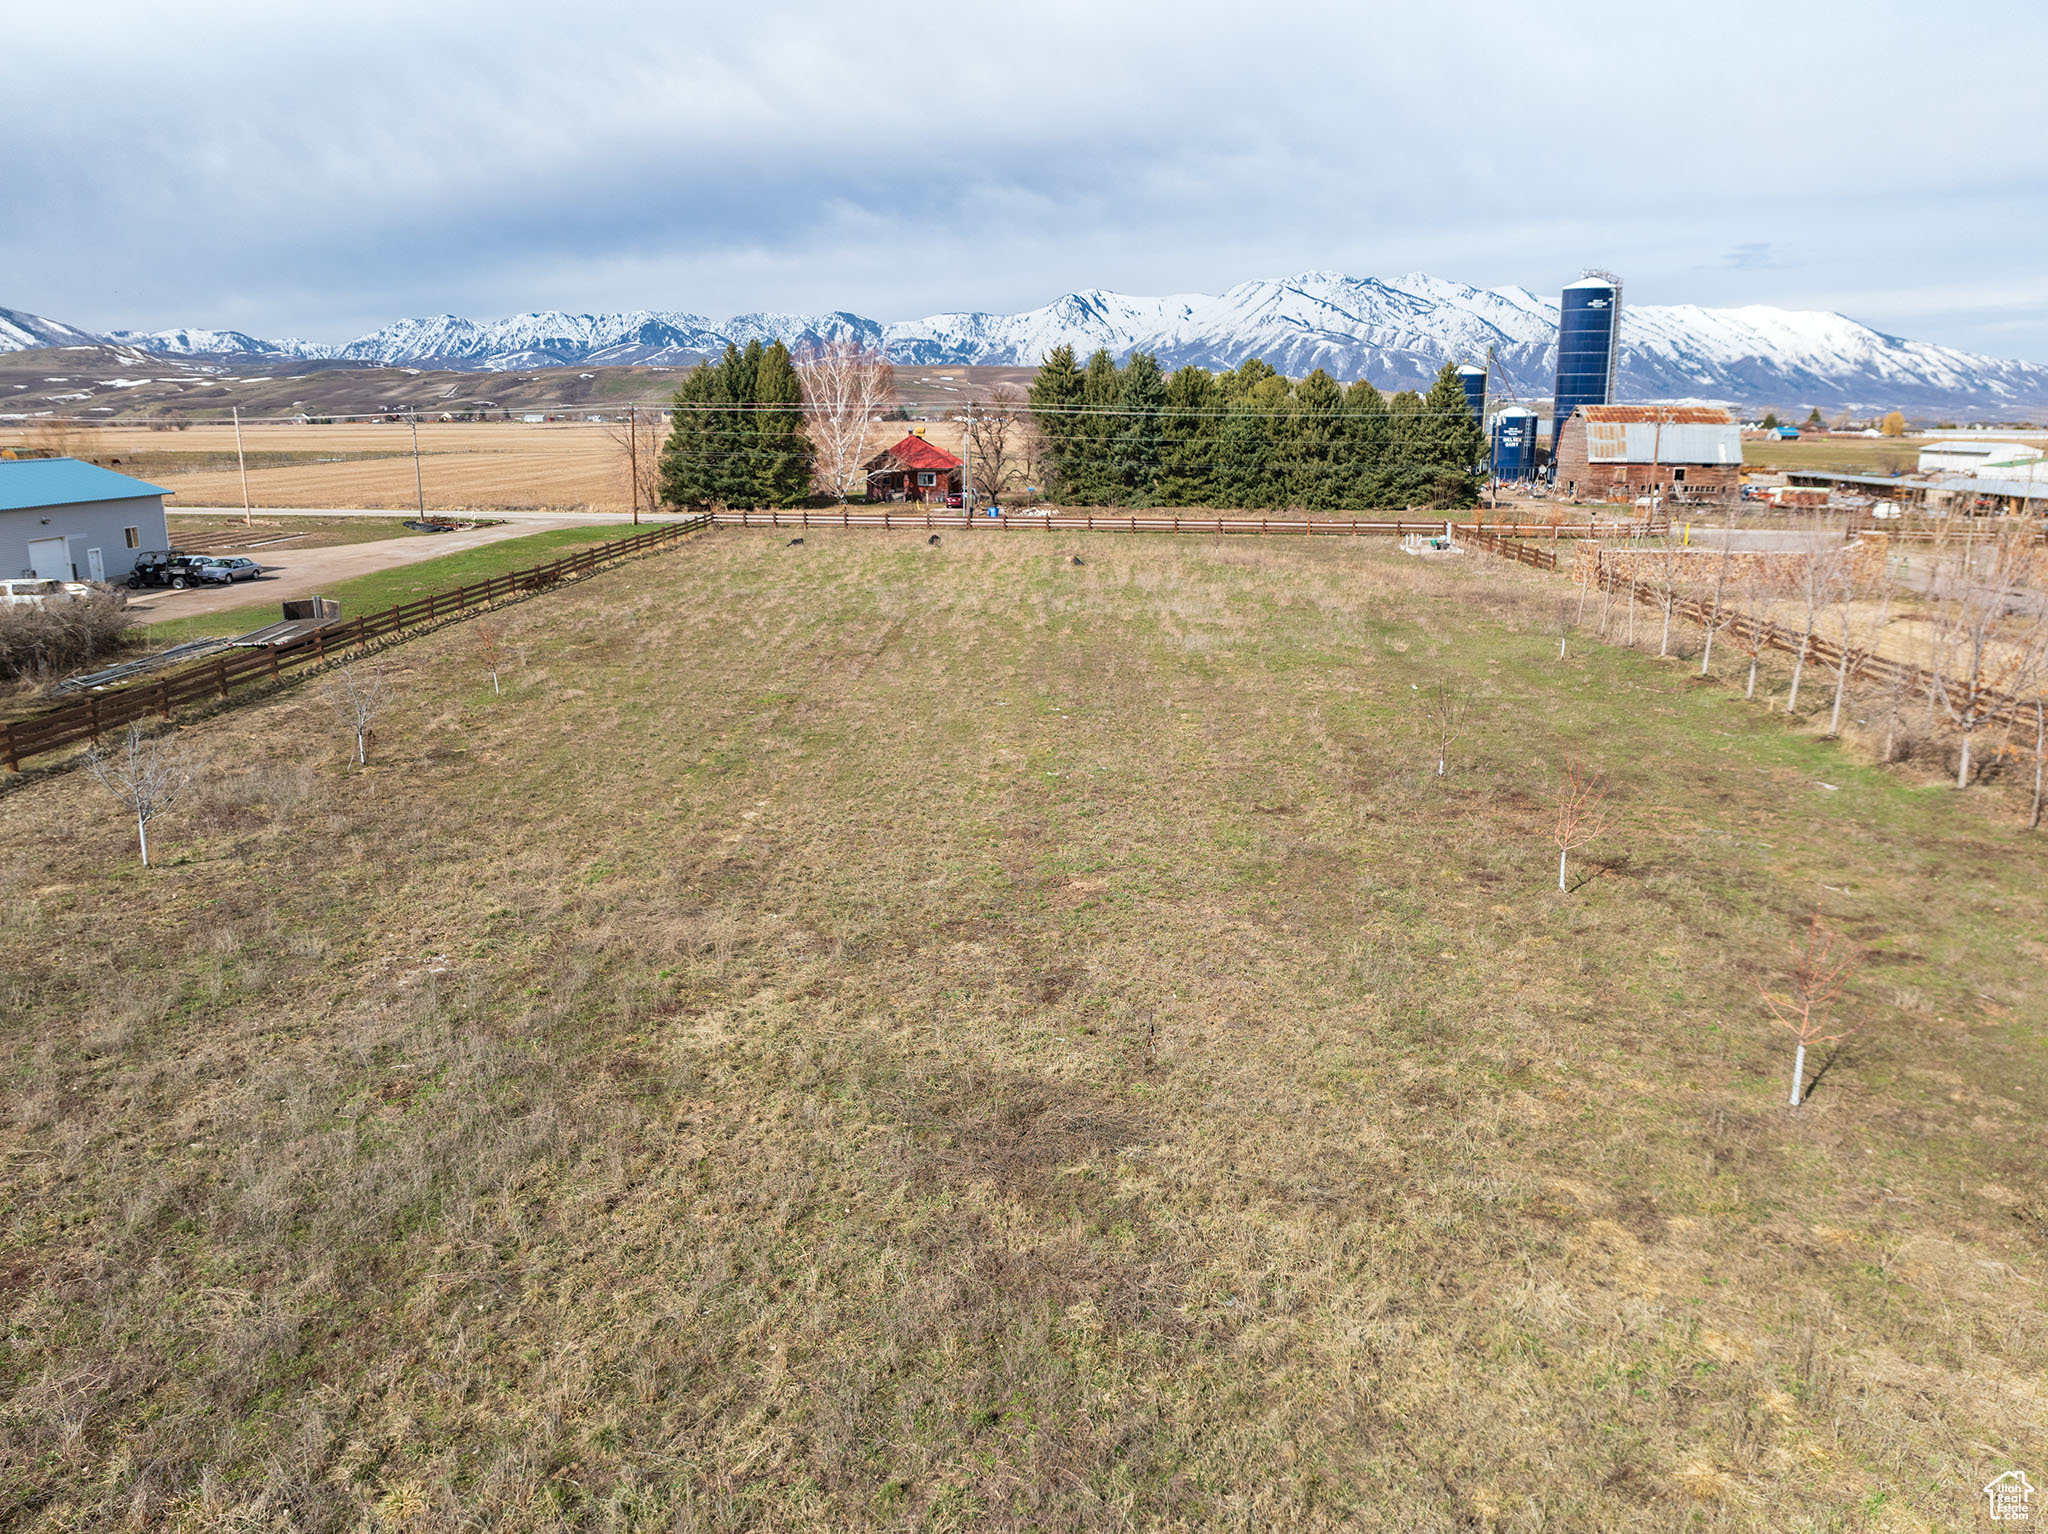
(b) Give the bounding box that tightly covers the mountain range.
[9,273,2048,416]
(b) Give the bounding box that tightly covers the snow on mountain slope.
[12,277,2048,413]
[104,325,327,360]
[0,306,101,352]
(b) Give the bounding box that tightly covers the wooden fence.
[1463,527,2042,731]
[717,507,1660,539]
[2,515,711,772]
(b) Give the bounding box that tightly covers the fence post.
[215,658,229,700]
[1,721,15,773]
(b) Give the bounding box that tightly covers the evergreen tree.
[1115,351,1166,504]
[1342,380,1391,508]
[658,362,721,507]
[1287,369,1346,509]
[656,338,813,508]
[720,342,762,505]
[1407,364,1486,508]
[1381,390,1428,506]
[1159,365,1219,505]
[1078,349,1121,504]
[752,340,814,507]
[1028,346,1086,500]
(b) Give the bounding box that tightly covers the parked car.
[944,493,965,509]
[0,578,94,606]
[213,556,262,582]
[180,557,244,585]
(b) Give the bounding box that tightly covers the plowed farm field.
[75,421,640,513]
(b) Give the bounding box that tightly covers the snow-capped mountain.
[12,274,2048,414]
[1,306,102,352]
[103,325,328,360]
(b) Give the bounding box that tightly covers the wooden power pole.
[232,405,252,527]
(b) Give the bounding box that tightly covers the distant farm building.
[1916,439,2043,474]
[1551,405,1742,505]
[1,458,171,583]
[863,433,962,504]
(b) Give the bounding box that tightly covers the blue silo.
[1456,365,1487,422]
[1550,274,1621,457]
[1490,407,1538,481]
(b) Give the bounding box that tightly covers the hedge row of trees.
[1027,348,1488,511]
[655,340,1488,511]
[657,340,814,509]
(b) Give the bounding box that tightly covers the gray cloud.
[9,0,2048,360]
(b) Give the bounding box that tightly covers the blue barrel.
[1490,407,1538,481]
[1551,277,1620,461]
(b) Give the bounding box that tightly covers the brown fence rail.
[2,515,712,772]
[1463,527,2042,732]
[717,507,1660,539]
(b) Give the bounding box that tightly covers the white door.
[27,537,70,580]
[86,547,105,582]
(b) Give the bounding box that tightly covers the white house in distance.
[0,458,172,583]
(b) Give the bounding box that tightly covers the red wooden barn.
[863,433,962,503]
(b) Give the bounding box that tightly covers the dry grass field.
[1741,438,1928,476]
[64,423,644,514]
[39,420,971,515]
[2,532,2043,1530]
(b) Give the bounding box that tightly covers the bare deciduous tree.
[324,661,389,766]
[1423,680,1471,778]
[795,341,894,503]
[1650,533,1684,658]
[605,405,665,523]
[474,619,508,696]
[1758,904,1861,1108]
[1551,758,1611,892]
[1699,526,1736,678]
[85,724,188,867]
[1928,526,2048,788]
[963,386,1031,505]
[1785,526,1850,715]
[1824,556,1892,739]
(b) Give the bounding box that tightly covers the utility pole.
[628,405,640,525]
[962,400,973,518]
[409,410,425,518]
[1651,405,1664,525]
[232,405,252,527]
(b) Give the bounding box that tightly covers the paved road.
[127,514,597,619]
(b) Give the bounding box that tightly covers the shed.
[0,458,172,583]
[1550,405,1742,506]
[862,434,962,503]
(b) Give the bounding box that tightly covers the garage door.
[27,537,71,581]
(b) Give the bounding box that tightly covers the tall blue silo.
[1550,274,1621,458]
[1456,365,1487,422]
[1490,407,1538,481]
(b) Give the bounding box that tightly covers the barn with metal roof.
[0,458,171,583]
[1550,405,1743,506]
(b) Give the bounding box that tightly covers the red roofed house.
[863,432,962,504]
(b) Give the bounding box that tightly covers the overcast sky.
[11,2,2048,359]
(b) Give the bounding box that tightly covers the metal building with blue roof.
[0,457,172,583]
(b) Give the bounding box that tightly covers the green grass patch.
[139,522,640,643]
